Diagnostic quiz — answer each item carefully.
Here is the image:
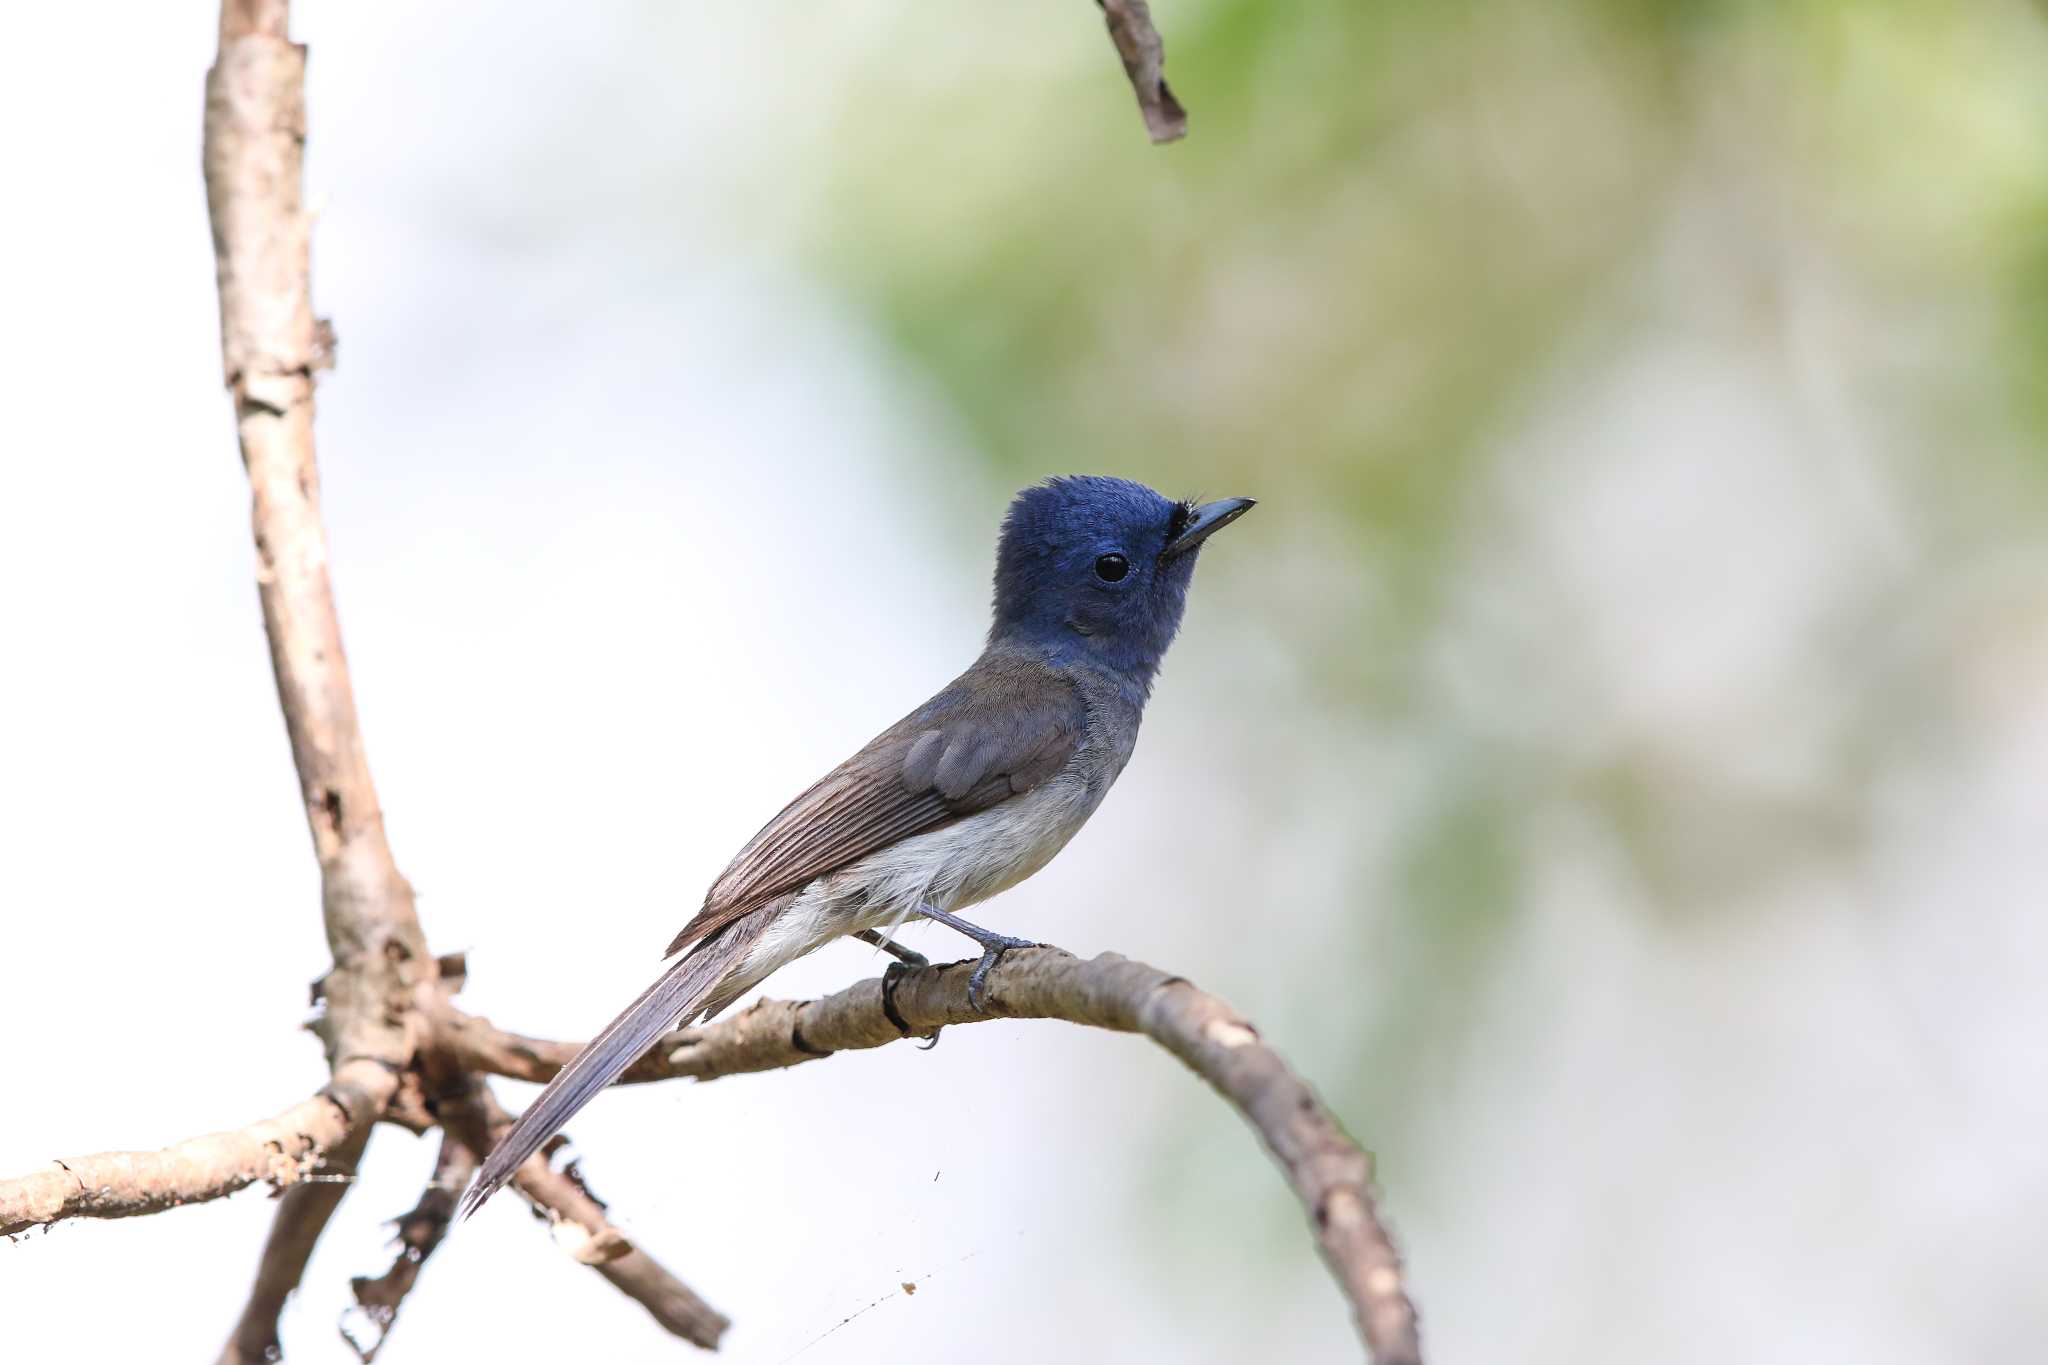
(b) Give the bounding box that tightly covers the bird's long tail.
[458,919,759,1218]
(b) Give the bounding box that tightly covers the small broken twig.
[338,1132,474,1363]
[1098,0,1188,142]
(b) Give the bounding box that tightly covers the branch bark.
[199,4,457,1350]
[199,2,729,1350]
[1098,0,1188,142]
[0,1060,393,1239]
[220,1114,378,1365]
[206,0,431,1080]
[440,948,1423,1365]
[338,1132,473,1363]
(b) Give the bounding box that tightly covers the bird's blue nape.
[988,476,1206,698]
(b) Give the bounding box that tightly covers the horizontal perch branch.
[440,948,1421,1364]
[0,1058,395,1240]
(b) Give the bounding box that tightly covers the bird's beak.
[1163,497,1256,559]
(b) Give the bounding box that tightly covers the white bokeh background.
[6,4,2048,1364]
[2,6,1337,1361]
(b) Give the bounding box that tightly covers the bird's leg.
[853,928,928,968]
[916,905,1037,1011]
[853,929,941,1049]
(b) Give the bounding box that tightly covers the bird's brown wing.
[664,651,1084,956]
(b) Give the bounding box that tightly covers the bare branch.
[338,1133,474,1363]
[218,1115,378,1365]
[218,0,287,43]
[440,949,1421,1363]
[201,4,731,1348]
[198,3,439,1344]
[0,1060,394,1239]
[590,1238,732,1350]
[1097,0,1188,143]
[205,0,432,1077]
[433,1080,729,1350]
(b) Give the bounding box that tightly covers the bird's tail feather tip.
[444,925,756,1228]
[454,1175,494,1222]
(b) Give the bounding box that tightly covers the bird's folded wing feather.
[664,652,1084,956]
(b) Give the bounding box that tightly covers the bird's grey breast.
[923,661,1141,909]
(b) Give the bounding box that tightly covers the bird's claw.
[873,954,942,1048]
[910,905,1036,1012]
[966,935,1036,1011]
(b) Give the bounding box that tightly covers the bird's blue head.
[989,476,1254,696]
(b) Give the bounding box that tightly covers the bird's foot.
[915,905,1038,1012]
[965,933,1036,1011]
[856,929,942,1048]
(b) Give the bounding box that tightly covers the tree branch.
[219,1115,379,1365]
[338,1132,474,1363]
[197,5,439,1347]
[206,0,431,1078]
[0,1060,394,1239]
[439,948,1422,1364]
[202,8,731,1352]
[1097,0,1187,143]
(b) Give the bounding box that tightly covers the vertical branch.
[203,2,433,1354]
[203,0,430,1070]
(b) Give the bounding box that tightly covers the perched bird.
[460,476,1253,1215]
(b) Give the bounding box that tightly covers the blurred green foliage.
[814,1,1683,690]
[789,0,2048,1323]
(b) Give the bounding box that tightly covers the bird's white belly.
[734,773,1103,986]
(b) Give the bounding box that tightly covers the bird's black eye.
[1094,553,1130,583]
